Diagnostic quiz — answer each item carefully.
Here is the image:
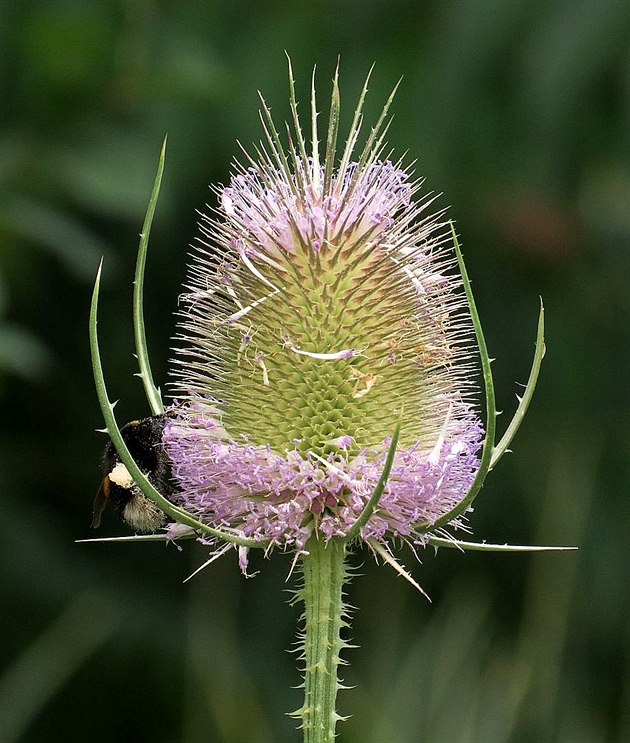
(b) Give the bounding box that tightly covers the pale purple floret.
[220,159,412,255]
[163,408,483,552]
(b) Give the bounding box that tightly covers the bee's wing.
[92,476,111,528]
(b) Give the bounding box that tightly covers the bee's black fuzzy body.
[93,414,176,533]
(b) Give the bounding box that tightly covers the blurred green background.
[1,1,628,741]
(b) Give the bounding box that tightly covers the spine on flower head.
[162,68,483,553]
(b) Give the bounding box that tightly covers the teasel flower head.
[162,67,486,556]
[86,62,563,743]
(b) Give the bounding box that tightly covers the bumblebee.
[92,415,176,533]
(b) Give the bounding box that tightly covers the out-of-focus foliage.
[1,1,628,741]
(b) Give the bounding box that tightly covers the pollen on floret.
[109,462,134,489]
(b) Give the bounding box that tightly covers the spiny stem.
[296,536,348,743]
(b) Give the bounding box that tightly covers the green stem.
[298,536,348,743]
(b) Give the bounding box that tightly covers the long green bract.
[77,532,196,544]
[89,261,266,550]
[427,536,576,552]
[133,137,167,416]
[427,225,497,530]
[490,299,545,470]
[345,415,402,542]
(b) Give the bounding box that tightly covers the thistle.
[86,62,570,743]
[165,67,484,555]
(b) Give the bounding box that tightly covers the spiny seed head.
[164,67,483,552]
